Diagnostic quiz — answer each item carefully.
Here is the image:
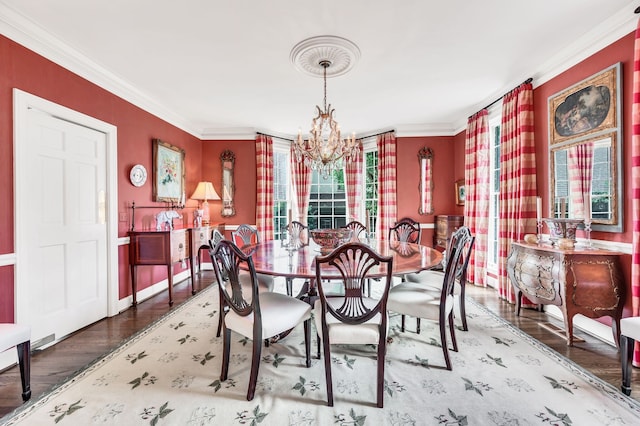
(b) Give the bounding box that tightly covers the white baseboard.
[545,305,616,346]
[116,269,192,312]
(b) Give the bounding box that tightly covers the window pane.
[272,150,289,239]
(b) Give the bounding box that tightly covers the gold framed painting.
[152,138,185,203]
[548,63,621,146]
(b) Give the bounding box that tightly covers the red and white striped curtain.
[464,110,490,287]
[255,134,274,240]
[568,142,594,219]
[345,140,363,221]
[376,132,397,240]
[630,16,640,366]
[290,145,312,224]
[497,83,537,302]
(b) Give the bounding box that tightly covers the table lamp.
[190,181,220,226]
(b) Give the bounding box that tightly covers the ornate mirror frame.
[547,62,623,232]
[418,146,434,215]
[220,149,236,217]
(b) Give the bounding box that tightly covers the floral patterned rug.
[2,283,639,426]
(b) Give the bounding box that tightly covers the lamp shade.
[190,182,220,201]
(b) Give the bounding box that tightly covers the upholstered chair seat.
[0,323,32,401]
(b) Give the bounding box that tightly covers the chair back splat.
[389,219,421,244]
[285,221,309,250]
[232,224,260,247]
[341,220,368,242]
[314,242,393,408]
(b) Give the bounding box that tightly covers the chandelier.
[292,59,359,178]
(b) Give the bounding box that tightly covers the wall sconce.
[190,181,220,226]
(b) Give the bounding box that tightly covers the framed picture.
[548,63,620,146]
[152,139,185,203]
[455,179,465,206]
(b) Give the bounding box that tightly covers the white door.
[19,108,108,344]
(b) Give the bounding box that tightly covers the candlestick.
[536,196,542,223]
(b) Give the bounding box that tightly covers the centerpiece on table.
[309,228,353,253]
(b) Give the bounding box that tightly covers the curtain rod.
[256,132,294,142]
[469,77,533,118]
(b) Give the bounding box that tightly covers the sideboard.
[507,241,625,346]
[433,215,463,250]
[128,228,196,306]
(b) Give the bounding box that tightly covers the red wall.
[396,136,458,244]
[0,35,202,321]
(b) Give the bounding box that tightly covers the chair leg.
[416,318,421,334]
[304,320,311,367]
[216,312,223,338]
[322,336,334,406]
[400,314,406,332]
[459,286,468,332]
[16,341,31,402]
[376,337,386,408]
[621,335,634,396]
[316,333,321,359]
[440,320,452,370]
[220,327,231,381]
[247,334,263,401]
[449,313,458,352]
[286,278,293,297]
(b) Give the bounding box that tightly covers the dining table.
[240,239,443,293]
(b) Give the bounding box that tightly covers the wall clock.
[129,164,147,187]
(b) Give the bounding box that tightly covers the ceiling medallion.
[291,36,360,178]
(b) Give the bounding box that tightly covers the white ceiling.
[0,1,637,139]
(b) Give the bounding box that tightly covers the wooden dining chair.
[405,226,475,331]
[232,224,260,247]
[342,220,368,242]
[0,323,31,401]
[314,242,393,408]
[209,230,273,338]
[388,219,421,244]
[386,227,468,370]
[211,240,312,401]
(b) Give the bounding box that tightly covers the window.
[486,115,501,281]
[272,138,377,235]
[307,170,347,229]
[364,149,378,238]
[272,149,290,239]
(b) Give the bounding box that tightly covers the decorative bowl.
[310,228,353,252]
[543,218,584,244]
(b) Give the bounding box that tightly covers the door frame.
[13,88,119,326]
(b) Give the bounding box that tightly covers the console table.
[507,241,625,346]
[128,229,196,306]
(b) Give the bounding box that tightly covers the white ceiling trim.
[1,2,637,141]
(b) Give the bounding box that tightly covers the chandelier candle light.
[291,36,362,178]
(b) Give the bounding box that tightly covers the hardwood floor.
[0,272,638,418]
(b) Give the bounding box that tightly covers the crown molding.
[0,3,202,139]
[395,123,456,137]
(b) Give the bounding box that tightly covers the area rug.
[2,284,639,426]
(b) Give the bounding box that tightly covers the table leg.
[167,264,174,306]
[130,264,138,306]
